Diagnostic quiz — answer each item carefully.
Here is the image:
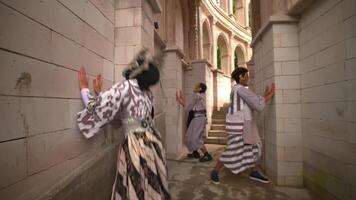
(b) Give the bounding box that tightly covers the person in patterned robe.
[176,83,213,162]
[77,49,171,200]
[210,67,275,185]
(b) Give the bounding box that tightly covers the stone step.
[212,119,226,124]
[204,137,227,145]
[208,130,225,137]
[210,124,225,131]
[211,113,226,118]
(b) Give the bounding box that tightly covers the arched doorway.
[202,20,212,62]
[217,34,229,74]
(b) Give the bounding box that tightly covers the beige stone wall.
[0,0,117,199]
[252,0,356,198]
[298,0,356,199]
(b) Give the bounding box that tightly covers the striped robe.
[220,84,265,174]
[77,79,170,200]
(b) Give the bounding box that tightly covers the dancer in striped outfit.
[211,67,275,184]
[77,49,171,200]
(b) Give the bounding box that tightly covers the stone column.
[114,0,161,82]
[252,15,302,186]
[162,47,185,159]
[188,0,200,60]
[211,19,218,68]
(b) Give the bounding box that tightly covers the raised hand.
[263,83,276,103]
[93,74,103,95]
[78,66,89,90]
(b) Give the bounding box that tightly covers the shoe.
[249,171,270,183]
[210,169,220,184]
[199,153,213,162]
[187,150,200,159]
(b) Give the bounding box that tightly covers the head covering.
[122,48,165,79]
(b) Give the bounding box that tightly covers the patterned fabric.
[77,79,170,200]
[219,134,261,174]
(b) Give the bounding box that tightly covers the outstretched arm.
[176,90,186,107]
[77,66,128,138]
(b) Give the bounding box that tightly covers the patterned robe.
[77,79,170,200]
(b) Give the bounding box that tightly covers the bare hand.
[78,66,89,90]
[93,74,102,95]
[269,83,275,96]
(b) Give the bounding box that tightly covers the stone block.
[348,122,356,144]
[0,97,27,142]
[315,42,346,70]
[115,0,141,9]
[58,0,114,42]
[0,145,116,200]
[0,0,114,61]
[27,129,89,175]
[285,175,303,186]
[284,147,303,162]
[301,82,348,103]
[346,37,356,59]
[277,133,302,147]
[273,24,298,34]
[278,161,302,176]
[0,50,80,98]
[22,98,70,136]
[346,102,356,123]
[102,59,114,81]
[134,8,142,26]
[274,47,299,61]
[302,102,348,121]
[348,165,356,186]
[283,89,300,103]
[276,104,301,118]
[90,0,115,23]
[115,8,135,27]
[300,55,315,74]
[282,61,299,75]
[342,0,356,20]
[0,139,27,189]
[114,26,142,46]
[281,33,299,47]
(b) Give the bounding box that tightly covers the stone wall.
[0,0,117,199]
[251,0,356,198]
[0,0,162,199]
[298,0,356,199]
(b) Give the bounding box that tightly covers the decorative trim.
[251,14,299,47]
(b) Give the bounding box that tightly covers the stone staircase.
[205,104,229,145]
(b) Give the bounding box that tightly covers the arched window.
[234,50,238,69]
[217,46,221,70]
[217,35,229,73]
